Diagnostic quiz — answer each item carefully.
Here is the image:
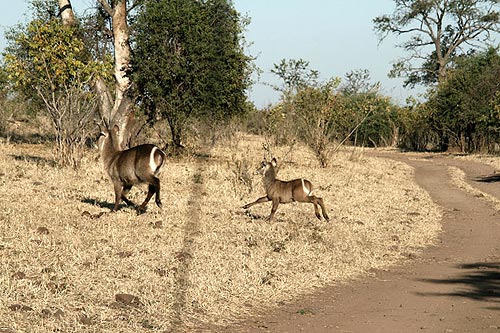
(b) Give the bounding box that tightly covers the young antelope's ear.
[271,158,277,167]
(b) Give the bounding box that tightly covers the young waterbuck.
[97,124,166,213]
[243,158,330,221]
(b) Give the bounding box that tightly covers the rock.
[9,304,33,312]
[115,293,142,307]
[37,227,49,235]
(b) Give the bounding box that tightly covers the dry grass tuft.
[448,166,500,211]
[0,134,440,332]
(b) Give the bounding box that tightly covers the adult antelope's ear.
[271,158,277,167]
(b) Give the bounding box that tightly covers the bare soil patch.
[0,139,440,332]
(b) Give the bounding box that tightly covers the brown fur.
[98,125,165,213]
[243,158,330,221]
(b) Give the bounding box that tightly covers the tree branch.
[97,0,113,17]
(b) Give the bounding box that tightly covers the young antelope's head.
[256,158,277,176]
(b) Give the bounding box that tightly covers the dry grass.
[448,166,500,211]
[0,134,441,332]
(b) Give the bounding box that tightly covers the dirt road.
[230,153,500,332]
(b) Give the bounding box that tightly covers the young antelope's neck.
[263,167,277,190]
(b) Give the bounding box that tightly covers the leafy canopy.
[3,18,111,93]
[132,0,252,146]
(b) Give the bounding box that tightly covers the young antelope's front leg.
[243,196,270,209]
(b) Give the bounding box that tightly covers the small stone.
[79,313,92,325]
[12,271,26,280]
[9,304,33,312]
[37,227,49,235]
[117,251,133,258]
[41,267,54,274]
[115,293,142,307]
[152,220,163,229]
[53,308,65,319]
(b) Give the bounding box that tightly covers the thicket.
[400,48,500,153]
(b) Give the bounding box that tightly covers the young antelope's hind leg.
[152,176,162,208]
[307,196,330,221]
[316,197,330,221]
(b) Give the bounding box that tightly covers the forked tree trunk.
[57,0,133,149]
[58,0,76,27]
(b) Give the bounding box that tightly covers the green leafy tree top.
[132,0,251,147]
[3,18,111,94]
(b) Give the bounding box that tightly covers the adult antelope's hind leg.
[139,177,162,213]
[121,185,134,206]
[243,196,270,209]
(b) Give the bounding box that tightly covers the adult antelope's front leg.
[243,196,270,209]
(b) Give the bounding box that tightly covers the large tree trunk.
[58,0,76,27]
[58,0,133,149]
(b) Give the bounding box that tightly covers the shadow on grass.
[10,154,57,167]
[417,262,500,310]
[3,132,55,145]
[474,174,500,183]
[168,157,207,332]
[81,197,126,211]
[81,197,114,210]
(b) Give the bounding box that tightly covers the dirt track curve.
[228,152,500,333]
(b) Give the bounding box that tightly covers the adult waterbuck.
[97,124,166,213]
[243,158,330,221]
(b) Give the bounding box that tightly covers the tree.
[340,69,380,96]
[3,15,108,167]
[132,0,251,150]
[429,47,500,152]
[53,0,136,148]
[271,58,319,95]
[374,0,500,87]
[291,79,341,167]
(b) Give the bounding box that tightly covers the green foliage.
[132,0,252,149]
[428,47,500,152]
[265,59,402,166]
[3,18,111,94]
[271,58,320,94]
[2,17,111,167]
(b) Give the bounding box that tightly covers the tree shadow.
[416,262,500,309]
[10,154,57,167]
[474,174,500,183]
[3,132,55,145]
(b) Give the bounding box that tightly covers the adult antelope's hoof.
[156,201,163,209]
[137,206,147,215]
